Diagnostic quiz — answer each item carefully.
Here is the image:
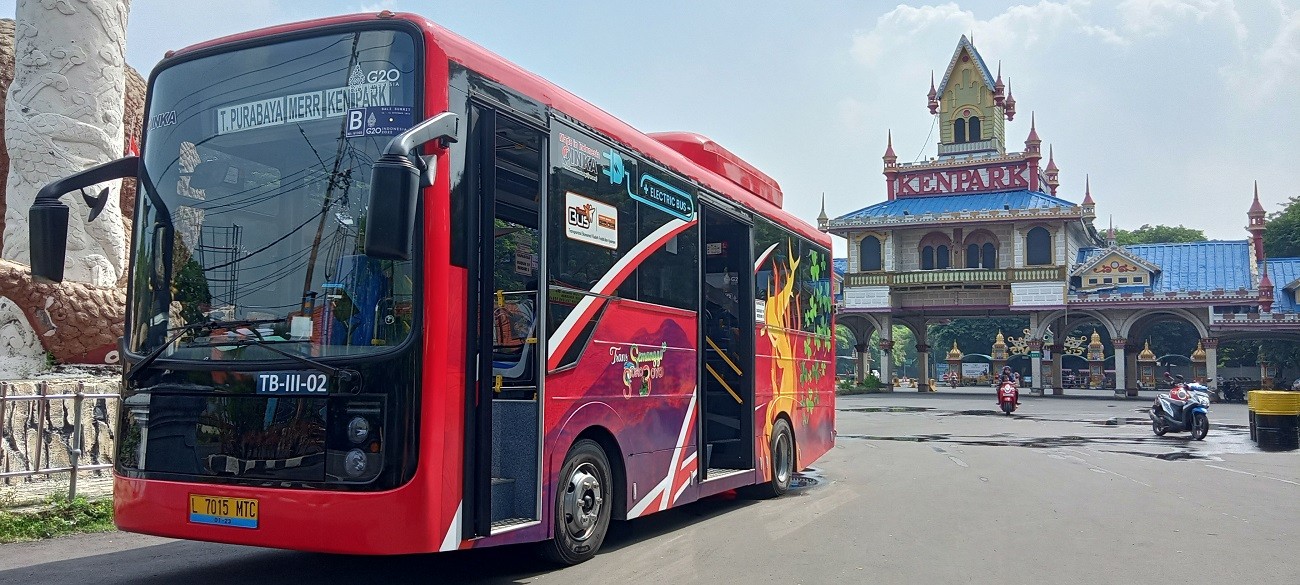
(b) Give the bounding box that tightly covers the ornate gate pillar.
[1189,341,1207,383]
[879,338,894,391]
[916,343,932,392]
[1113,337,1129,397]
[853,342,871,384]
[1050,344,1065,390]
[1029,338,1046,395]
[1086,330,1105,389]
[990,330,1008,380]
[946,341,963,387]
[1203,338,1219,394]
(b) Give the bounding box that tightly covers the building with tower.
[826,36,1299,395]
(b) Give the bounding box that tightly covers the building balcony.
[844,266,1067,288]
[938,139,1000,156]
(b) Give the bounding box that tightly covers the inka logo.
[568,203,596,229]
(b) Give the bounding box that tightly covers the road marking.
[1205,464,1300,486]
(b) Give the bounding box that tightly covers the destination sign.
[216,82,397,136]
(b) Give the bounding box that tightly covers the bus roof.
[170,11,829,248]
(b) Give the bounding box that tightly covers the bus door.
[465,103,546,536]
[699,203,755,479]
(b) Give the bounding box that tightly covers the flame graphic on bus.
[762,242,800,440]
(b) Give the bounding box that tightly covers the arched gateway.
[822,36,1298,394]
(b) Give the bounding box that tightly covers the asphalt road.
[2,392,1297,584]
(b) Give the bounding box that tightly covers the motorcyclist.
[996,366,1020,405]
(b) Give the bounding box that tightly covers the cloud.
[1220,3,1300,108]
[1115,0,1246,38]
[850,1,1126,70]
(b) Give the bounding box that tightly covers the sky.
[3,0,1296,256]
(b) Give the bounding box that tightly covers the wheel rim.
[562,462,603,542]
[1194,415,1207,437]
[773,430,792,485]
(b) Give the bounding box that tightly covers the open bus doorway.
[700,205,755,478]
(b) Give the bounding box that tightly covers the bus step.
[490,477,516,522]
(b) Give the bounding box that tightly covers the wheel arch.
[573,425,627,521]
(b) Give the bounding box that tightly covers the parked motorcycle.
[997,382,1019,415]
[1150,382,1210,440]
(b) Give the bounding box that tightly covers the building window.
[859,235,882,272]
[954,118,967,143]
[1088,278,1098,285]
[1119,277,1128,284]
[936,245,950,269]
[1133,276,1144,283]
[968,116,981,142]
[963,230,999,269]
[922,246,935,270]
[1026,227,1052,265]
[1103,277,1112,284]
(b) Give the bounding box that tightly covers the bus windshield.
[130,29,419,360]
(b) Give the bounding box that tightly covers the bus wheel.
[544,439,612,565]
[743,418,794,499]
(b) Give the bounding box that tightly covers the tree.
[1113,224,1207,246]
[1264,196,1300,259]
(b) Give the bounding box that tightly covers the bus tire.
[743,418,794,499]
[543,439,612,565]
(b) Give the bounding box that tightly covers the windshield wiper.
[125,318,285,383]
[217,338,356,382]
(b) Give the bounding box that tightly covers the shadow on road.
[0,493,759,585]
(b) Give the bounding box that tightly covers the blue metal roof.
[834,190,1078,221]
[1076,241,1253,294]
[833,258,847,277]
[1266,258,1300,313]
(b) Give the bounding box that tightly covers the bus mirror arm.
[365,113,459,261]
[28,155,140,283]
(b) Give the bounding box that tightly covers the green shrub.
[0,495,114,543]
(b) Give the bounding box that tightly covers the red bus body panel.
[119,11,834,555]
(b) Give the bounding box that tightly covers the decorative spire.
[1025,112,1041,154]
[1106,213,1116,248]
[993,61,1005,106]
[883,130,897,165]
[1003,79,1016,121]
[927,71,939,115]
[1082,174,1095,206]
[817,192,829,231]
[1249,180,1265,216]
[946,340,963,361]
[1191,341,1207,362]
[1260,265,1275,313]
[1138,341,1156,361]
[1045,145,1059,172]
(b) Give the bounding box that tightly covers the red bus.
[30,11,834,563]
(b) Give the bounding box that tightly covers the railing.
[937,138,999,156]
[844,266,1067,287]
[1,380,119,501]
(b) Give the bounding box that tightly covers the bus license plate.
[256,371,329,395]
[189,494,259,529]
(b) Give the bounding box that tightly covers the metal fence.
[0,379,120,502]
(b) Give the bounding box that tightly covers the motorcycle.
[1150,382,1210,440]
[997,382,1019,415]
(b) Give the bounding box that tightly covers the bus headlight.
[347,416,370,444]
[344,448,368,478]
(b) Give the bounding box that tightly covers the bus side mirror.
[28,156,140,283]
[364,112,459,261]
